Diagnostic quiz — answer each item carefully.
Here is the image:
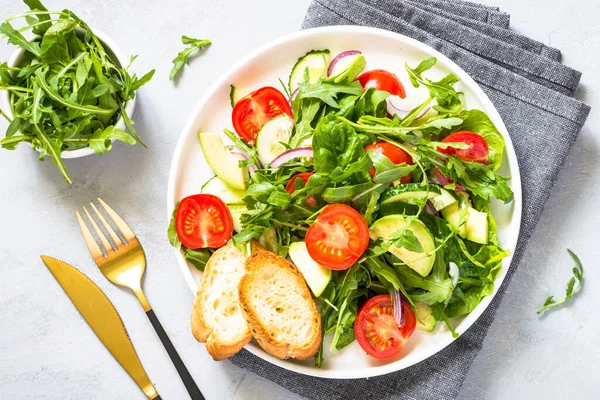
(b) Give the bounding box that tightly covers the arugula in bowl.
[0,0,154,184]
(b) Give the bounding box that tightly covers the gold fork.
[76,198,203,400]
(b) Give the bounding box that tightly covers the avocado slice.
[415,302,436,332]
[288,241,332,297]
[198,132,248,191]
[370,215,436,277]
[441,202,488,244]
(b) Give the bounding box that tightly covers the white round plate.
[167,26,522,379]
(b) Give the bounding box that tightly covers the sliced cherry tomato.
[175,194,233,249]
[285,172,317,207]
[354,295,416,359]
[439,131,489,164]
[232,86,292,143]
[357,69,406,98]
[305,204,369,270]
[365,141,413,183]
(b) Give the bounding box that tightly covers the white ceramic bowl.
[0,27,136,159]
[167,26,522,379]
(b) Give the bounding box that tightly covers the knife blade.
[40,255,160,400]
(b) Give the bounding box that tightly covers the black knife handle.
[146,309,204,400]
[153,396,162,400]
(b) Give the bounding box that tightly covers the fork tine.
[83,205,114,254]
[90,202,124,247]
[76,210,106,260]
[97,198,136,242]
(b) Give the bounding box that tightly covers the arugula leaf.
[537,249,584,315]
[185,248,213,271]
[393,229,424,253]
[169,36,211,80]
[443,157,514,203]
[405,57,460,108]
[299,80,364,108]
[167,202,181,250]
[23,0,52,35]
[328,54,366,84]
[87,126,136,154]
[0,22,42,57]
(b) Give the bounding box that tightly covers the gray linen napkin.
[230,1,590,399]
[407,0,511,28]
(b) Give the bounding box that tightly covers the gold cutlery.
[40,256,161,400]
[76,198,203,400]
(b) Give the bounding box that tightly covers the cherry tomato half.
[232,86,292,143]
[357,69,406,98]
[354,295,416,359]
[285,172,317,207]
[305,204,369,270]
[175,194,233,249]
[365,141,413,183]
[439,131,489,164]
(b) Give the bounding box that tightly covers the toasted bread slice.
[239,251,322,360]
[191,245,251,360]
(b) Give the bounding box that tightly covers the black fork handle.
[146,309,204,400]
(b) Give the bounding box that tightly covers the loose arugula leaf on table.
[537,249,584,315]
[0,1,154,183]
[169,36,211,80]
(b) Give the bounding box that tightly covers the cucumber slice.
[201,176,245,205]
[381,184,441,205]
[441,203,488,244]
[228,204,246,233]
[198,132,248,191]
[288,241,332,297]
[370,215,436,277]
[431,188,457,211]
[256,115,294,165]
[415,302,436,332]
[288,49,330,94]
[377,202,420,217]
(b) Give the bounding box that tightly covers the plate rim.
[167,25,523,379]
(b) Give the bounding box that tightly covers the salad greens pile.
[0,0,154,183]
[225,55,513,366]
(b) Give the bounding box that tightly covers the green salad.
[169,48,514,366]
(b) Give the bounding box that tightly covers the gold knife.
[41,255,161,399]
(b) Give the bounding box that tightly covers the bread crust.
[239,251,322,360]
[191,246,251,361]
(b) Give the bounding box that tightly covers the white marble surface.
[0,0,598,399]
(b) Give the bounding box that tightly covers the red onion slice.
[291,88,299,101]
[434,167,465,192]
[270,147,314,168]
[387,95,431,119]
[392,288,404,327]
[425,200,439,217]
[328,50,362,77]
[230,148,258,174]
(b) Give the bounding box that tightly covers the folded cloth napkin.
[230,1,590,399]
